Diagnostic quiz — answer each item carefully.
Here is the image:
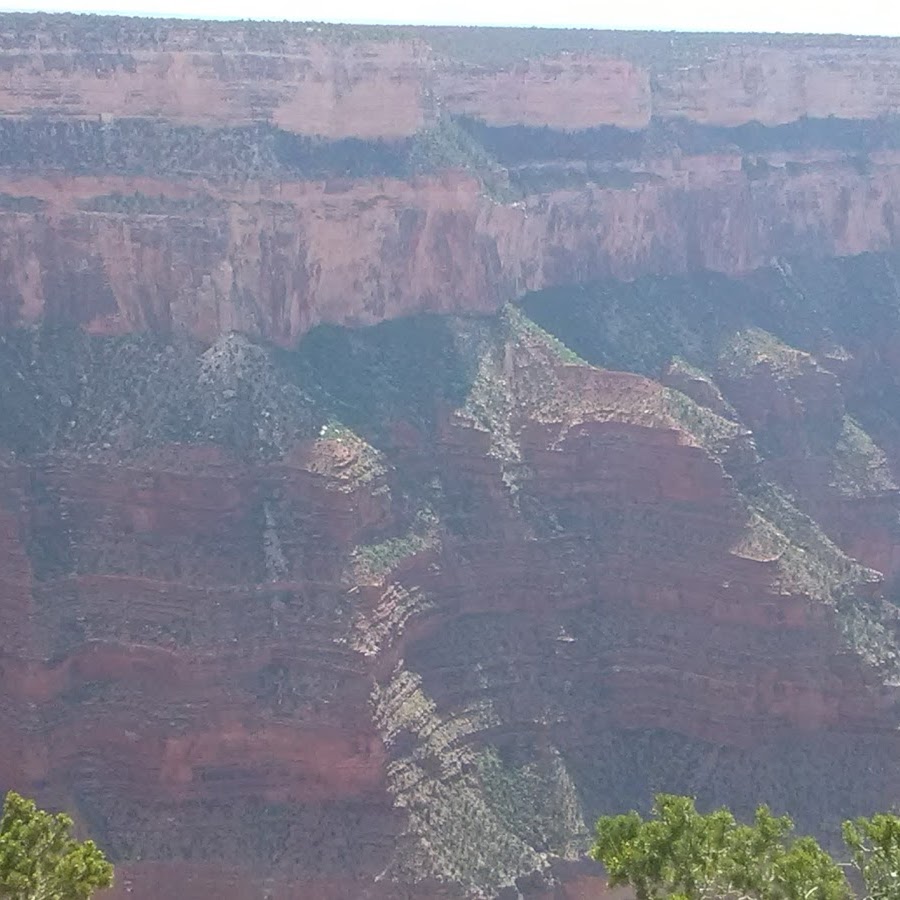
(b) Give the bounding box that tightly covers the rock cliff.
[2,13,900,900]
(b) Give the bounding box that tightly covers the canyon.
[2,12,900,899]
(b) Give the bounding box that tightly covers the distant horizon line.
[0,6,897,38]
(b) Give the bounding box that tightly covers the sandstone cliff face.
[0,20,433,138]
[437,56,652,129]
[2,13,900,900]
[652,46,900,126]
[1,159,899,345]
[0,18,898,344]
[3,16,900,134]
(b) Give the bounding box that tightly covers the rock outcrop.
[2,13,900,900]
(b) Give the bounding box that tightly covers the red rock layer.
[437,55,652,129]
[0,19,896,347]
[0,328,899,897]
[0,36,432,139]
[1,154,899,344]
[1,19,900,133]
[651,46,900,126]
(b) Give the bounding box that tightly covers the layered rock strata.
[1,14,900,900]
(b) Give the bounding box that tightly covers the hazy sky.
[3,0,900,35]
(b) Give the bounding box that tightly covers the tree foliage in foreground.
[0,792,113,900]
[591,793,900,900]
[842,814,900,900]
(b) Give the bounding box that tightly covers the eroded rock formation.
[2,13,900,899]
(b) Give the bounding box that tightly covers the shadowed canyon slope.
[3,14,900,900]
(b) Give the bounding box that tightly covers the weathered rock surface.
[3,285,900,897]
[1,159,900,345]
[0,18,899,345]
[2,14,900,900]
[3,16,900,133]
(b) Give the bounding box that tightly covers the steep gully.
[1,14,900,899]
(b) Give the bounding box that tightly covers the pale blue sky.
[2,0,899,36]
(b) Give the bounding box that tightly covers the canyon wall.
[2,13,900,900]
[0,17,899,344]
